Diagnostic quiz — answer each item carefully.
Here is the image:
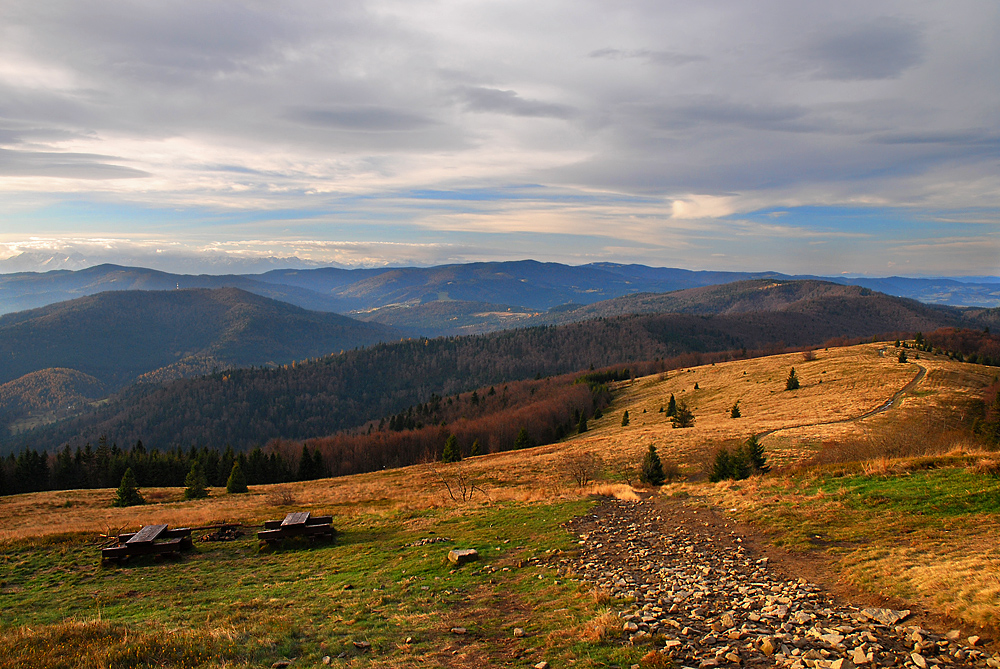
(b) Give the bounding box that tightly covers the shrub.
[671,401,695,428]
[184,461,208,499]
[566,452,604,487]
[112,468,145,507]
[898,350,908,363]
[640,444,665,486]
[226,461,248,494]
[785,368,800,391]
[710,435,769,482]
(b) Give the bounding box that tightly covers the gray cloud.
[457,87,577,119]
[0,148,149,179]
[589,47,706,66]
[0,1,996,275]
[287,106,437,133]
[796,17,924,80]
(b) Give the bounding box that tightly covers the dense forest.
[0,370,618,495]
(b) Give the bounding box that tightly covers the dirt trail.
[756,362,926,443]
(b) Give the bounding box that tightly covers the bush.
[184,461,208,499]
[226,461,248,494]
[112,468,145,507]
[640,444,665,486]
[785,368,800,391]
[898,350,908,363]
[709,435,769,482]
[671,401,695,428]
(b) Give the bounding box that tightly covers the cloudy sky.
[1,0,998,275]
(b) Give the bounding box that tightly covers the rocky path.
[559,496,996,669]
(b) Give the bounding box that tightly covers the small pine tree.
[469,439,481,457]
[694,382,699,390]
[898,350,908,363]
[184,461,208,499]
[514,427,534,449]
[730,400,741,419]
[671,401,695,428]
[709,448,732,483]
[441,434,462,462]
[621,410,630,427]
[112,467,145,507]
[577,413,588,434]
[640,444,665,486]
[785,367,800,391]
[226,460,248,494]
[666,394,677,417]
[743,434,769,473]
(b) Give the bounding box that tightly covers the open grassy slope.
[1,342,998,667]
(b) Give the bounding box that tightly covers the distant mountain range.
[2,278,994,453]
[1,262,998,331]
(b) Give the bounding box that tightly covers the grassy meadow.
[1,342,999,667]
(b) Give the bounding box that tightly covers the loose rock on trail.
[559,496,996,669]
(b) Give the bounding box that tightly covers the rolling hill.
[2,279,977,454]
[0,287,401,391]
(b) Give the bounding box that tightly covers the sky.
[0,1,998,276]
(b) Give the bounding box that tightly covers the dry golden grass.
[3,342,987,544]
[3,341,998,633]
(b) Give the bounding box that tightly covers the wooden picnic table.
[257,512,335,545]
[101,524,193,563]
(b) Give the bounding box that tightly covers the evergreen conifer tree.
[640,444,665,486]
[226,460,249,493]
[577,413,588,433]
[898,350,908,363]
[743,434,769,473]
[514,427,534,449]
[666,394,677,417]
[621,410,630,427]
[785,368,800,391]
[469,439,481,457]
[184,461,208,499]
[112,467,145,507]
[730,400,741,419]
[709,448,732,483]
[671,401,695,428]
[441,434,462,462]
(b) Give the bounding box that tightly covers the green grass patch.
[744,465,1000,550]
[0,499,648,668]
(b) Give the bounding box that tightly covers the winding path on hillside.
[756,361,927,444]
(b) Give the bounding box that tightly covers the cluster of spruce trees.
[0,438,327,497]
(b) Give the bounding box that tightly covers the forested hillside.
[5,286,960,454]
[0,287,400,389]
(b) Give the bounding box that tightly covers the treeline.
[5,305,919,454]
[281,372,613,477]
[0,371,612,496]
[0,437,322,496]
[923,328,1000,366]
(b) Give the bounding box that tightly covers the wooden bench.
[257,512,335,545]
[102,524,193,563]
